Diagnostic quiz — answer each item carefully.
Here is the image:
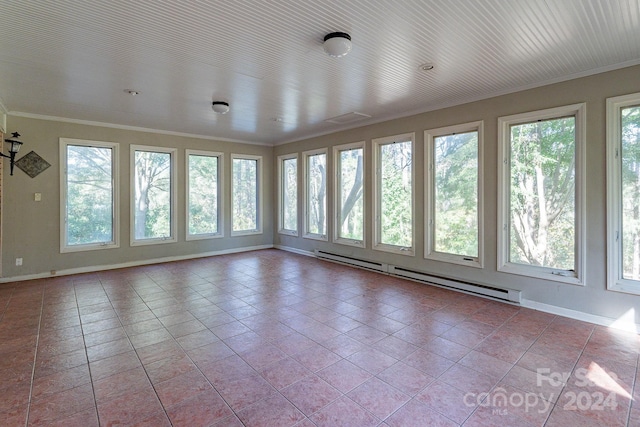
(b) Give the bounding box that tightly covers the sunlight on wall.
[610,308,638,333]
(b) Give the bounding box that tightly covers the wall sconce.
[2,132,24,175]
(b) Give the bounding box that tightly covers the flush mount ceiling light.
[124,89,140,96]
[419,63,435,71]
[212,101,230,114]
[323,32,352,58]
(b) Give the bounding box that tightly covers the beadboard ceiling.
[1,0,640,145]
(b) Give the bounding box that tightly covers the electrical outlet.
[15,258,22,266]
[34,193,41,202]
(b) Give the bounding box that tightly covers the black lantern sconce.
[2,132,23,175]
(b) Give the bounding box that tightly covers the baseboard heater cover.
[389,265,521,304]
[314,250,389,273]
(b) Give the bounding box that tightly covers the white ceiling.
[1,0,640,145]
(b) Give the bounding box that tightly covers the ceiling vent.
[324,111,371,124]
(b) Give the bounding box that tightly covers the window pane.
[134,151,172,240]
[188,154,218,235]
[380,141,412,247]
[509,117,575,270]
[621,105,640,280]
[233,158,258,231]
[338,148,363,241]
[66,145,113,245]
[434,132,478,257]
[307,153,326,235]
[282,158,297,231]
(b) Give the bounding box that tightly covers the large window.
[607,93,640,294]
[373,133,414,255]
[425,122,483,266]
[498,104,585,284]
[278,154,298,236]
[334,142,364,246]
[231,154,262,235]
[304,149,328,240]
[131,146,176,245]
[60,138,119,252]
[187,150,222,240]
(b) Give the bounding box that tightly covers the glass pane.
[188,154,218,235]
[621,105,640,280]
[134,150,172,240]
[66,145,113,245]
[338,148,364,241]
[509,117,575,270]
[282,158,297,231]
[233,158,258,231]
[434,132,478,257]
[307,153,326,235]
[380,141,412,247]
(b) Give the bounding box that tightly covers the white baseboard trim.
[273,245,315,257]
[0,244,273,283]
[522,298,640,333]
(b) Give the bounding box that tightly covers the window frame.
[606,92,640,295]
[130,145,177,246]
[333,141,365,248]
[60,138,120,253]
[278,153,299,236]
[303,148,329,241]
[373,133,415,256]
[186,149,223,241]
[497,103,586,285]
[230,154,263,236]
[425,121,484,268]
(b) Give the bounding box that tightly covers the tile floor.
[0,249,638,426]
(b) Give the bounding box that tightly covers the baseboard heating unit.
[314,250,521,304]
[315,250,388,273]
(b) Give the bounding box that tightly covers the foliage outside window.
[304,149,327,240]
[131,146,176,244]
[426,122,483,266]
[187,150,222,240]
[498,104,585,284]
[60,139,118,252]
[607,93,640,294]
[373,133,414,254]
[334,142,364,246]
[278,154,298,235]
[231,155,262,235]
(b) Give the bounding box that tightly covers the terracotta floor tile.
[260,357,311,389]
[347,377,410,420]
[154,368,213,408]
[317,359,372,393]
[310,396,379,427]
[281,374,342,416]
[165,389,233,427]
[236,393,305,427]
[1,251,638,426]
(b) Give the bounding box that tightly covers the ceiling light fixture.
[125,89,140,96]
[212,101,230,114]
[323,32,352,58]
[419,63,435,71]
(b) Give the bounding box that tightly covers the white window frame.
[231,154,263,236]
[186,149,223,241]
[333,141,365,247]
[303,148,329,241]
[130,145,177,246]
[60,138,120,253]
[425,121,484,268]
[607,92,640,295]
[497,104,586,285]
[373,133,415,256]
[278,153,299,236]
